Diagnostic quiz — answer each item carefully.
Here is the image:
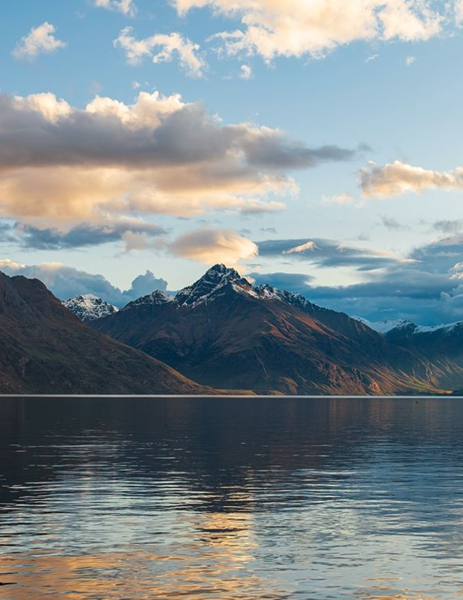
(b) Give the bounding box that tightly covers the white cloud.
[176,0,445,61]
[12,22,67,61]
[321,193,354,205]
[240,64,253,79]
[456,0,463,26]
[168,227,258,267]
[405,55,415,65]
[94,0,137,17]
[360,160,463,197]
[115,28,206,77]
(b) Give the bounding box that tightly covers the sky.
[1,0,463,324]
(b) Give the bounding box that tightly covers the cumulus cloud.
[0,260,168,306]
[12,22,67,61]
[115,28,206,77]
[169,227,258,267]
[0,90,359,234]
[94,0,137,16]
[360,160,463,197]
[177,0,444,61]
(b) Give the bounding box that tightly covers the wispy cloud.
[115,28,207,77]
[94,0,137,17]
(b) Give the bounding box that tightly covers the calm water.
[1,397,463,599]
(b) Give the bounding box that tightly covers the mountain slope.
[0,271,212,395]
[94,265,444,395]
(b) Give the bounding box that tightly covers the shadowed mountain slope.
[0,271,212,395]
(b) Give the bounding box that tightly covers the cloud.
[360,160,463,197]
[433,219,463,234]
[380,215,410,231]
[321,193,354,205]
[405,55,415,65]
[455,0,463,26]
[240,64,253,79]
[115,28,206,77]
[168,227,258,267]
[258,238,411,270]
[0,260,167,306]
[177,0,444,61]
[13,218,165,250]
[94,0,137,16]
[12,22,67,61]
[0,90,359,233]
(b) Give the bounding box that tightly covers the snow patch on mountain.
[353,317,415,334]
[122,290,174,311]
[354,316,463,335]
[63,294,119,322]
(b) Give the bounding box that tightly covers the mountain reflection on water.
[1,396,463,599]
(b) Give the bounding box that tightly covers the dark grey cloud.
[381,216,410,231]
[433,220,463,235]
[17,220,165,250]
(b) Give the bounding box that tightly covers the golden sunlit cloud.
[360,160,463,198]
[176,0,444,61]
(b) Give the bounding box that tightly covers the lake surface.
[1,397,463,599]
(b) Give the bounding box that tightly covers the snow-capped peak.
[63,294,119,323]
[175,264,253,307]
[122,290,174,311]
[353,317,415,334]
[353,316,463,336]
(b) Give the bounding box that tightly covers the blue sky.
[1,0,463,324]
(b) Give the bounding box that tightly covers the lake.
[1,396,463,599]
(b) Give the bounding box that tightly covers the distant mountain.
[63,294,119,323]
[354,317,463,390]
[0,271,212,395]
[93,264,444,396]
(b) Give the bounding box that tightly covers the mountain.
[63,294,119,323]
[0,271,213,395]
[93,264,445,396]
[354,317,463,390]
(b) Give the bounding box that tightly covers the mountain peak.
[63,294,119,323]
[122,290,174,311]
[175,264,252,307]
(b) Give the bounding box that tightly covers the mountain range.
[86,265,459,395]
[3,263,463,396]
